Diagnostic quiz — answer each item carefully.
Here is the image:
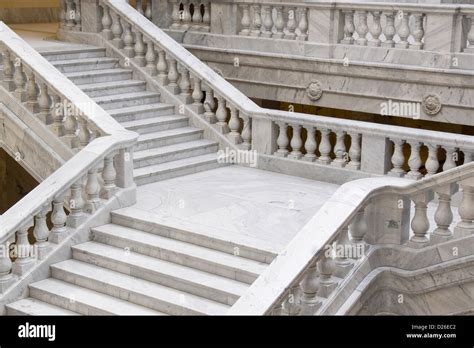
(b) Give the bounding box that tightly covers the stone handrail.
[228,161,474,314]
[100,0,474,180]
[0,22,138,293]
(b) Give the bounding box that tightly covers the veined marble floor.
[133,166,340,253]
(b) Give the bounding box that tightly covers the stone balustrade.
[168,0,211,31]
[229,162,474,315]
[0,22,137,294]
[59,0,82,31]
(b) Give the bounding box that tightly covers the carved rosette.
[306,81,323,101]
[422,94,442,116]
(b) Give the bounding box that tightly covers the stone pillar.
[210,2,238,35]
[251,118,278,155]
[423,12,458,53]
[360,134,391,175]
[80,0,102,33]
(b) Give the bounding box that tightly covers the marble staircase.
[40,45,223,185]
[6,208,275,315]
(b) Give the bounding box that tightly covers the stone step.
[64,68,132,85]
[111,207,277,264]
[133,139,218,169]
[121,114,189,135]
[51,259,230,315]
[133,153,225,185]
[134,127,203,151]
[91,223,266,284]
[41,47,106,61]
[79,80,146,98]
[93,91,161,110]
[107,103,176,122]
[51,57,120,73]
[6,298,79,316]
[72,242,248,306]
[29,278,162,315]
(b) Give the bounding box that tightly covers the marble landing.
[132,166,340,253]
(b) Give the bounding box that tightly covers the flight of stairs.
[40,45,223,185]
[7,208,275,315]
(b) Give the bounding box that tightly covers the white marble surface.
[133,165,340,252]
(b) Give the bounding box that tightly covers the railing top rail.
[229,161,474,314]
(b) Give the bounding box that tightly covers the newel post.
[251,116,278,156]
[79,0,102,33]
[115,147,135,189]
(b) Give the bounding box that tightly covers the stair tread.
[137,127,202,143]
[52,259,230,315]
[39,46,105,55]
[64,68,131,78]
[121,115,188,129]
[133,153,219,177]
[72,241,249,298]
[92,223,267,277]
[107,103,174,116]
[134,139,217,160]
[79,80,146,92]
[93,91,160,103]
[51,56,119,66]
[30,278,163,315]
[7,298,79,316]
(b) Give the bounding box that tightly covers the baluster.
[78,117,91,148]
[349,207,368,244]
[410,13,424,50]
[136,0,144,15]
[66,0,75,30]
[281,285,301,315]
[467,15,474,48]
[38,83,52,124]
[318,129,332,165]
[368,11,382,47]
[170,0,181,29]
[261,6,273,38]
[239,5,251,36]
[443,147,458,172]
[64,102,79,149]
[50,94,65,137]
[285,7,297,40]
[33,204,52,259]
[191,75,204,114]
[241,114,252,150]
[297,8,308,41]
[431,185,454,243]
[145,0,152,20]
[73,0,81,30]
[389,139,406,177]
[0,241,13,292]
[181,0,192,30]
[250,5,262,37]
[13,59,27,102]
[178,65,192,103]
[102,154,117,199]
[228,106,242,144]
[2,50,14,91]
[409,192,431,246]
[355,11,368,46]
[123,21,135,57]
[299,262,321,314]
[111,12,124,48]
[334,227,355,278]
[191,2,204,30]
[133,30,146,66]
[59,0,67,29]
[303,126,317,162]
[425,144,440,176]
[25,70,39,113]
[167,57,180,94]
[341,10,355,44]
[85,167,101,214]
[454,179,474,236]
[275,122,289,157]
[273,7,285,39]
[101,5,113,40]
[289,124,303,159]
[202,1,211,30]
[156,49,168,85]
[382,11,396,47]
[215,95,229,134]
[407,141,422,180]
[317,254,336,298]
[145,39,157,75]
[203,86,217,123]
[347,132,361,170]
[332,130,347,167]
[68,180,85,227]
[49,194,68,243]
[396,11,410,49]
[12,221,34,275]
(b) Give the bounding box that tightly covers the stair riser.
[91,230,257,284]
[42,50,105,61]
[29,286,112,315]
[126,119,189,135]
[6,307,28,315]
[51,266,203,315]
[111,107,175,122]
[134,132,202,151]
[133,144,218,169]
[97,95,161,110]
[135,160,226,186]
[68,71,132,85]
[72,249,238,306]
[52,60,119,73]
[82,83,146,98]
